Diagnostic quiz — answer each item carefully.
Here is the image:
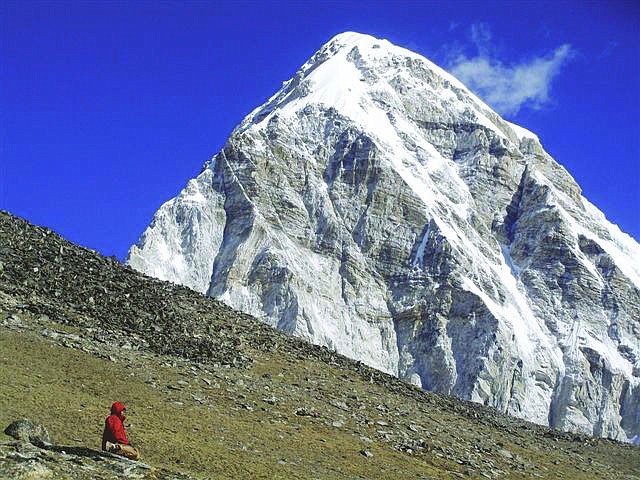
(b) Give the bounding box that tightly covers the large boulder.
[4,419,51,446]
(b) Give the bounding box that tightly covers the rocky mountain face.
[127,32,640,443]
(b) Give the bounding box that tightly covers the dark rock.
[4,419,50,446]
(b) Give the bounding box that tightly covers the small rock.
[497,448,513,460]
[360,449,373,458]
[333,401,349,411]
[294,407,316,417]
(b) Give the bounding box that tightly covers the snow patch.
[505,120,539,142]
[413,224,430,268]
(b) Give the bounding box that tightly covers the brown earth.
[1,210,638,479]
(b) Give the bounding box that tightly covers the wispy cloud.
[469,22,492,55]
[447,23,574,116]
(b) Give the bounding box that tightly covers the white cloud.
[448,24,574,116]
[469,22,492,55]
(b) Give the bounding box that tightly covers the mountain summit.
[127,32,640,443]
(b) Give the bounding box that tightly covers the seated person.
[101,401,140,461]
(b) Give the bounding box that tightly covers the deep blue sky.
[1,1,639,259]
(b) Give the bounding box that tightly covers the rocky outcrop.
[127,32,640,442]
[1,420,188,480]
[4,419,51,447]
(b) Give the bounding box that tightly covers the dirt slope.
[0,211,638,479]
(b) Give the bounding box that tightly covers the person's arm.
[107,416,129,445]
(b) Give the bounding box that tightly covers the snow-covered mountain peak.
[128,32,640,443]
[322,31,381,50]
[239,32,538,156]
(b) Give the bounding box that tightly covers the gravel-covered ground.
[1,210,638,479]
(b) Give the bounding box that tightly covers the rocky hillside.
[1,210,639,479]
[127,32,640,443]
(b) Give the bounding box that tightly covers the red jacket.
[102,402,129,450]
